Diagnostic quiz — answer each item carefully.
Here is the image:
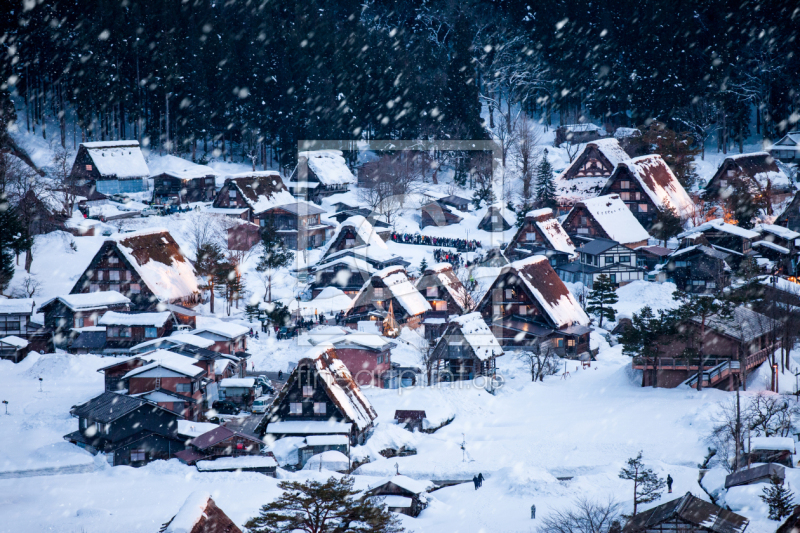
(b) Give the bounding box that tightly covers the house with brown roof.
[504,208,576,265]
[414,263,473,317]
[420,200,463,229]
[175,425,264,464]
[555,138,631,213]
[70,228,200,311]
[211,172,294,221]
[287,150,357,201]
[705,152,791,201]
[263,346,378,445]
[160,492,242,533]
[430,312,504,381]
[622,492,748,533]
[562,194,651,249]
[345,266,431,331]
[476,255,591,356]
[600,154,695,230]
[68,140,150,196]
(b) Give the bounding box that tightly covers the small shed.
[439,195,471,212]
[0,335,30,362]
[196,454,278,477]
[394,410,427,432]
[160,491,242,533]
[227,222,261,251]
[746,436,795,467]
[364,475,434,517]
[724,463,785,489]
[180,426,264,463]
[301,450,350,472]
[420,201,463,229]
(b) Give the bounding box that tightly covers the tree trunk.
[209,282,215,314]
[24,249,32,273]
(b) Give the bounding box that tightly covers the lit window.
[130,283,141,294]
[620,180,630,189]
[85,164,92,171]
[620,192,630,201]
[289,402,303,415]
[638,204,648,212]
[302,385,314,397]
[567,339,576,347]
[313,402,326,415]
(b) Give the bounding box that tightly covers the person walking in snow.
[667,474,673,493]
[477,473,484,487]
[472,475,479,490]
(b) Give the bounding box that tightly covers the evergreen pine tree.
[195,243,225,314]
[0,199,32,293]
[256,215,294,302]
[245,302,261,322]
[419,257,428,273]
[515,201,533,228]
[535,149,558,210]
[650,207,683,247]
[586,274,619,328]
[619,451,667,516]
[760,478,795,521]
[246,476,403,533]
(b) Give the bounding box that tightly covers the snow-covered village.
[2,1,800,532]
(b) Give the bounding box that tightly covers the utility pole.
[734,388,741,472]
[165,92,171,154]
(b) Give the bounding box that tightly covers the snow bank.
[302,451,350,472]
[612,280,680,318]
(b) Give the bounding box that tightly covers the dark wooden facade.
[152,173,216,205]
[705,152,790,199]
[39,295,131,350]
[430,319,501,381]
[775,191,800,233]
[414,264,471,316]
[255,203,331,250]
[622,492,749,533]
[345,267,430,330]
[504,209,575,264]
[420,201,463,229]
[211,174,288,222]
[664,246,732,293]
[562,196,650,250]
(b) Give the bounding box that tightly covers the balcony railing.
[632,341,781,372]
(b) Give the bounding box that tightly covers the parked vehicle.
[211,400,241,415]
[256,376,274,395]
[110,194,130,204]
[140,206,164,217]
[251,397,270,414]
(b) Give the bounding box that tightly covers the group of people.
[432,248,466,266]
[389,232,482,252]
[472,473,485,490]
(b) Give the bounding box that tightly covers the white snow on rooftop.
[450,312,503,361]
[296,150,356,186]
[579,195,651,244]
[39,291,130,312]
[678,218,760,240]
[617,154,695,218]
[265,420,352,434]
[219,378,255,388]
[147,154,218,179]
[83,140,149,179]
[98,311,171,327]
[176,420,219,438]
[0,298,35,314]
[755,223,800,241]
[527,208,576,257]
[196,455,278,471]
[122,350,204,379]
[0,335,29,348]
[369,474,434,494]
[373,266,431,317]
[163,490,210,533]
[301,450,350,471]
[193,318,249,339]
[319,215,399,265]
[748,436,795,452]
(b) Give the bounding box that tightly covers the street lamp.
[2,400,7,415]
[38,377,43,393]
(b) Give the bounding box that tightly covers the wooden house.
[68,140,150,196]
[635,245,672,271]
[226,222,261,251]
[287,150,357,201]
[478,203,516,232]
[263,346,378,445]
[176,426,264,464]
[308,333,395,388]
[600,154,695,230]
[309,215,407,297]
[191,321,249,354]
[70,228,200,311]
[152,172,216,205]
[439,195,471,212]
[123,350,207,421]
[430,312,504,381]
[504,208,576,265]
[255,202,334,250]
[218,377,260,408]
[364,476,434,518]
[555,138,631,211]
[415,263,473,317]
[554,123,608,147]
[330,207,391,238]
[394,410,427,432]
[98,311,173,353]
[0,335,30,363]
[744,437,795,468]
[752,223,800,276]
[769,131,800,162]
[557,238,645,289]
[420,201,463,229]
[663,245,732,294]
[64,391,185,467]
[775,190,800,232]
[38,291,131,350]
[476,255,591,356]
[211,172,294,221]
[705,152,791,200]
[160,492,243,533]
[676,219,760,270]
[724,463,785,489]
[0,298,38,350]
[634,306,779,389]
[622,492,749,533]
[562,194,650,249]
[345,266,431,330]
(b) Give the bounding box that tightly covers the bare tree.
[674,99,718,161]
[11,274,42,298]
[516,115,542,204]
[539,497,622,533]
[516,340,559,381]
[563,141,582,163]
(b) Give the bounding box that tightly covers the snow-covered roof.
[176,420,219,438]
[376,495,413,508]
[312,256,377,275]
[305,435,349,446]
[677,219,760,240]
[752,240,790,254]
[561,123,606,133]
[122,350,205,379]
[0,335,29,348]
[526,208,576,256]
[0,298,35,315]
[614,127,641,139]
[318,215,398,265]
[81,140,149,179]
[754,223,800,241]
[418,263,473,312]
[723,152,790,191]
[369,475,434,495]
[168,333,215,349]
[749,436,795,452]
[39,291,130,312]
[296,150,356,186]
[111,228,199,302]
[612,155,695,218]
[223,173,295,215]
[163,491,211,533]
[219,378,255,388]
[196,455,278,471]
[265,420,353,434]
[148,154,218,179]
[578,195,651,245]
[506,256,590,329]
[485,203,516,226]
[301,450,350,471]
[450,313,504,361]
[192,319,249,339]
[312,346,378,430]
[98,311,171,327]
[371,266,431,317]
